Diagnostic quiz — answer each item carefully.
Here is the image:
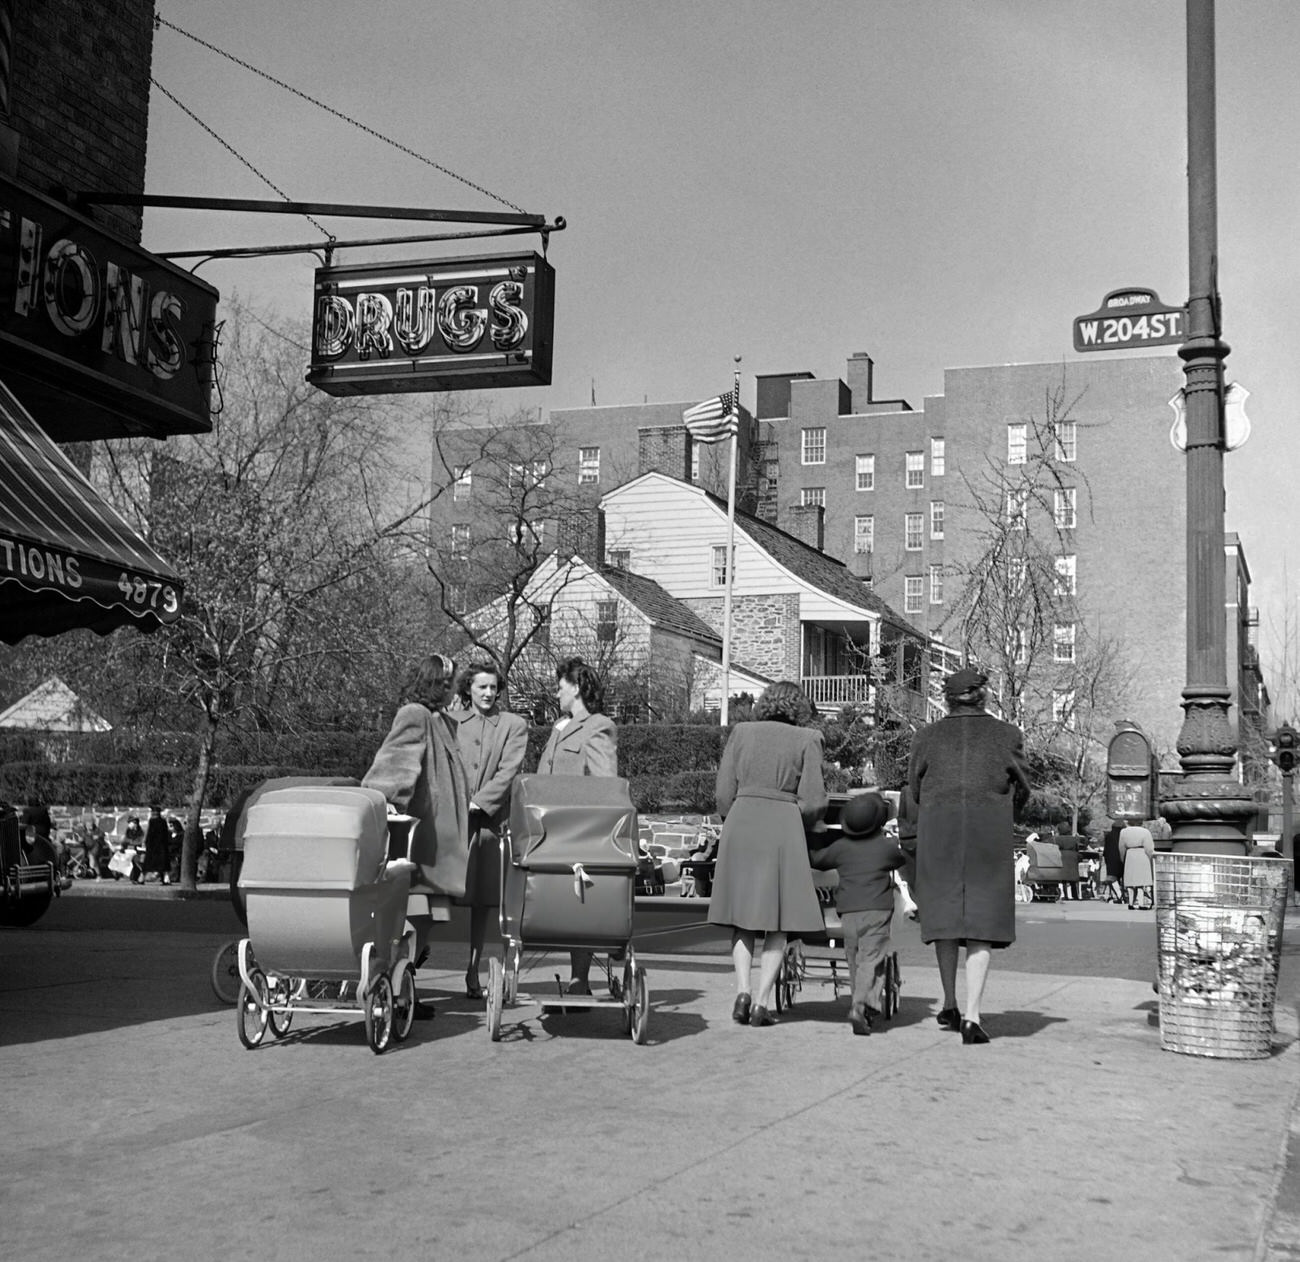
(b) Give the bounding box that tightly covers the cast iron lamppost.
[1160,0,1255,854]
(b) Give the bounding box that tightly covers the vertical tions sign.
[307,252,554,395]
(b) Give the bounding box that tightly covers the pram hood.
[239,786,391,892]
[508,775,638,873]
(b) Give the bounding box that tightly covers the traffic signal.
[1271,724,1299,774]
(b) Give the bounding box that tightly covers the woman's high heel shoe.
[732,993,752,1024]
[749,1005,776,1027]
[960,1019,990,1045]
[936,1006,961,1031]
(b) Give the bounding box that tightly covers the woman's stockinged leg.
[732,929,755,996]
[934,938,959,1010]
[964,941,992,1024]
[755,931,786,1008]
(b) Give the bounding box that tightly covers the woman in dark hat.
[907,667,1031,1044]
[707,680,827,1028]
[807,791,902,1035]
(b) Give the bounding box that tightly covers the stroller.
[486,774,650,1044]
[234,785,417,1054]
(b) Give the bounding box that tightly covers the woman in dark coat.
[141,805,171,885]
[708,680,827,1028]
[908,667,1031,1044]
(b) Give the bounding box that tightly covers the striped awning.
[0,378,184,644]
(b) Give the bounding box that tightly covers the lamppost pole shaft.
[1162,0,1253,853]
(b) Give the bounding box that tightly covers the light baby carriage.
[234,786,417,1054]
[486,774,650,1044]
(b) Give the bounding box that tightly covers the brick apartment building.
[432,349,1267,764]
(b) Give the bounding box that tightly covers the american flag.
[682,390,738,444]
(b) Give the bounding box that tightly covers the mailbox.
[1106,727,1155,821]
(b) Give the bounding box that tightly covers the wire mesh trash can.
[1153,852,1291,1059]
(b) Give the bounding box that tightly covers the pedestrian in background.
[363,652,471,1018]
[142,804,171,885]
[1101,819,1125,903]
[807,791,901,1036]
[908,667,1031,1045]
[1119,819,1156,910]
[452,660,528,1000]
[708,680,827,1028]
[536,656,618,997]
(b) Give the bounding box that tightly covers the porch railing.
[802,675,875,710]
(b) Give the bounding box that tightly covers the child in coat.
[808,792,903,1036]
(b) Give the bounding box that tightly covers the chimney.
[783,504,824,552]
[556,507,606,564]
[638,425,692,481]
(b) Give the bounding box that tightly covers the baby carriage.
[485,774,650,1044]
[234,785,417,1054]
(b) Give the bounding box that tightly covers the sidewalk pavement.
[0,889,1296,1262]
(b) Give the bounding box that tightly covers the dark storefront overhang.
[0,175,219,442]
[0,379,183,643]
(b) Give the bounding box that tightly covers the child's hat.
[840,792,889,839]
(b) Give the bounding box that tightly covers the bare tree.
[93,301,431,888]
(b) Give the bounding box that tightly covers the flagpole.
[720,357,740,727]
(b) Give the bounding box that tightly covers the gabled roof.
[604,471,919,633]
[0,675,111,731]
[598,565,721,646]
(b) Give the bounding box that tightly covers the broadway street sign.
[1072,287,1185,352]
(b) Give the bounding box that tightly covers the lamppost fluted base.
[1163,687,1252,855]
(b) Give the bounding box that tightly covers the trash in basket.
[1153,852,1291,1060]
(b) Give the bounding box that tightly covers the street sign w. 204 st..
[1073,288,1186,352]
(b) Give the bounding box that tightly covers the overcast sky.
[143,0,1300,702]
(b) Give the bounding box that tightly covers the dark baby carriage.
[234,785,417,1054]
[486,774,650,1044]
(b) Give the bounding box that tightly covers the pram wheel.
[486,956,504,1043]
[881,952,901,1020]
[268,978,293,1038]
[627,965,649,1045]
[364,973,395,1054]
[237,969,270,1049]
[210,939,240,1005]
[392,961,415,1043]
[777,942,802,1013]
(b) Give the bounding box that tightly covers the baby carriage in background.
[486,774,650,1044]
[234,785,417,1054]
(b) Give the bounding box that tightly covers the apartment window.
[1053,688,1076,726]
[446,582,467,613]
[508,462,524,489]
[1055,419,1077,462]
[1009,625,1027,665]
[607,548,631,570]
[1006,485,1028,530]
[904,576,923,614]
[711,544,734,587]
[1054,487,1077,529]
[452,465,472,502]
[1007,423,1027,465]
[450,522,471,559]
[1008,557,1027,597]
[855,454,875,491]
[853,515,874,554]
[534,604,551,647]
[578,446,601,484]
[929,564,944,605]
[930,500,945,539]
[596,600,618,643]
[930,438,945,477]
[1055,554,1077,596]
[801,487,825,508]
[510,519,541,548]
[801,427,826,465]
[905,512,923,550]
[1054,622,1076,663]
[905,450,924,488]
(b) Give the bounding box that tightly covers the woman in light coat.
[707,681,827,1028]
[363,653,471,1018]
[536,657,618,994]
[1119,820,1156,910]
